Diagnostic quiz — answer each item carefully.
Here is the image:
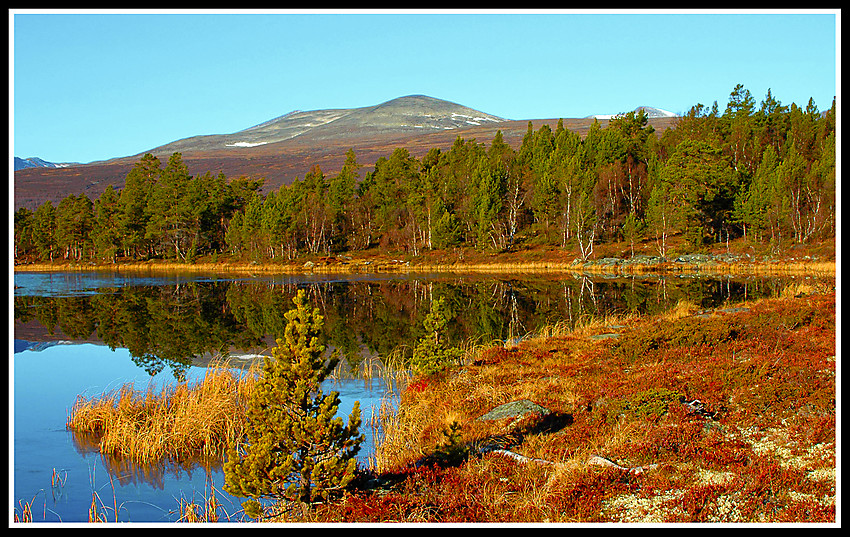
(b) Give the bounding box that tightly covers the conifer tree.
[224,290,363,513]
[14,207,34,259]
[119,153,161,259]
[621,211,645,258]
[31,201,57,261]
[411,296,464,377]
[92,185,122,262]
[472,158,502,250]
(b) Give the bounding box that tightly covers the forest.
[13,85,836,265]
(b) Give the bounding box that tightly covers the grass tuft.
[67,360,257,466]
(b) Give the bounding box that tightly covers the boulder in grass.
[478,399,551,421]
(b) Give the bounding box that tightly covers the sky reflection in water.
[12,340,387,523]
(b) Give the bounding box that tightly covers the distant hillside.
[14,156,75,171]
[13,95,679,210]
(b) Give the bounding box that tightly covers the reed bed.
[658,298,700,322]
[326,349,411,388]
[368,391,411,473]
[66,360,257,466]
[174,483,232,522]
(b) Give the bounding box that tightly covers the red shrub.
[679,483,727,522]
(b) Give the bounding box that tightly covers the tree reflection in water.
[14,273,798,380]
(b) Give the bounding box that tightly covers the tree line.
[14,85,836,264]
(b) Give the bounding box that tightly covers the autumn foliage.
[307,289,835,523]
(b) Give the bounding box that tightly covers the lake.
[11,269,825,523]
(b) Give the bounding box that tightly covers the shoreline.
[12,256,837,278]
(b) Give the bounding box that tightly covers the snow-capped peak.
[586,106,679,120]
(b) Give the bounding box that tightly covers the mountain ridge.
[14,156,77,171]
[135,95,506,158]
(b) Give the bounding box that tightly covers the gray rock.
[478,399,550,421]
[623,255,664,265]
[596,257,622,266]
[589,333,621,341]
[675,254,712,264]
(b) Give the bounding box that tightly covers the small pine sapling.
[224,290,364,514]
[411,296,464,377]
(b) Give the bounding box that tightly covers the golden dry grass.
[66,360,257,466]
[14,258,836,278]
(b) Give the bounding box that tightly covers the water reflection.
[13,342,388,522]
[14,272,813,380]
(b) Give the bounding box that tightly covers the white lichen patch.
[745,427,793,459]
[697,468,737,486]
[603,490,685,523]
[807,467,835,483]
[784,441,835,471]
[744,426,835,474]
[711,493,744,522]
[788,490,835,508]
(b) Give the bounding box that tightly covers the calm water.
[11,269,824,523]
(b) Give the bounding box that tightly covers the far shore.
[12,254,837,278]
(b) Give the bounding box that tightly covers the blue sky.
[11,9,839,164]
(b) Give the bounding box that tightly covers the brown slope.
[13,116,678,211]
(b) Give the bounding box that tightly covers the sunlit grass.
[66,360,257,466]
[779,279,834,298]
[15,258,836,278]
[659,298,699,322]
[174,483,232,523]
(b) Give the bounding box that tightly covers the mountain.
[138,95,506,156]
[635,106,679,118]
[586,106,679,120]
[14,95,680,210]
[14,156,75,171]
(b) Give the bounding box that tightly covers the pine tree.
[328,148,360,248]
[14,207,35,260]
[732,146,781,243]
[411,296,464,377]
[621,211,645,258]
[224,290,363,514]
[147,152,194,260]
[646,159,684,259]
[119,153,161,259]
[32,201,57,261]
[472,158,502,250]
[92,186,122,262]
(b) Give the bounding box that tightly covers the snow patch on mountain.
[225,141,269,148]
[14,157,74,171]
[586,106,679,120]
